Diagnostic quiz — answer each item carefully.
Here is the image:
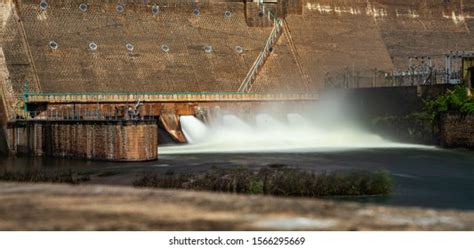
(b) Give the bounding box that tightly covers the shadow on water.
[1,148,473,211]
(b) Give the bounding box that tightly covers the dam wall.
[441,113,474,149]
[257,0,474,90]
[3,0,474,94]
[0,45,15,154]
[1,0,473,158]
[8,120,158,161]
[3,0,274,94]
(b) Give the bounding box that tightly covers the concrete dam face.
[0,0,473,160]
[1,0,474,95]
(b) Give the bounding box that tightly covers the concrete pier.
[7,120,158,161]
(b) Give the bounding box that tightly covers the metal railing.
[324,68,460,89]
[16,109,159,122]
[238,17,284,93]
[28,91,251,97]
[26,92,319,103]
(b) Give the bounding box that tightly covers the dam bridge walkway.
[11,91,320,122]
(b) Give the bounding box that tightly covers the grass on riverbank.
[0,169,90,184]
[133,166,393,197]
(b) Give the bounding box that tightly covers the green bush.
[249,179,264,195]
[424,85,474,122]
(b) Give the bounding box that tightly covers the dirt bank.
[0,182,472,231]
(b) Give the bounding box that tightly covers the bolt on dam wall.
[7,121,158,161]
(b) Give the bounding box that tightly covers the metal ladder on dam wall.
[238,17,284,93]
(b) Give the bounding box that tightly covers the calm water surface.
[1,148,473,210]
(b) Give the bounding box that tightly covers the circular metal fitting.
[235,46,243,54]
[116,4,124,13]
[79,3,88,12]
[126,43,134,51]
[193,9,200,16]
[161,44,170,53]
[49,41,58,50]
[152,5,160,15]
[204,45,212,53]
[224,11,232,18]
[40,1,48,11]
[89,42,97,51]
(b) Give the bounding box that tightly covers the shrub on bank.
[424,85,474,122]
[133,167,393,197]
[0,169,90,184]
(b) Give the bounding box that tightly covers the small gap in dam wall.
[8,121,158,161]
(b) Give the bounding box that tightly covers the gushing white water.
[160,113,432,154]
[179,116,208,144]
[222,114,252,131]
[256,114,283,129]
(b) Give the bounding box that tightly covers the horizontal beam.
[27,93,319,103]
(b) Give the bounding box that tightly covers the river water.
[1,147,473,211]
[1,113,473,210]
[158,148,474,211]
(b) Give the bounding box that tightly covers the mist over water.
[160,112,432,155]
[160,94,436,154]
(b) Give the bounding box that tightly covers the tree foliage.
[424,85,474,122]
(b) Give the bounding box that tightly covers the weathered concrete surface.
[0,47,11,154]
[441,113,474,149]
[0,182,472,231]
[279,0,395,90]
[8,121,158,161]
[256,0,474,90]
[3,1,272,94]
[3,0,474,95]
